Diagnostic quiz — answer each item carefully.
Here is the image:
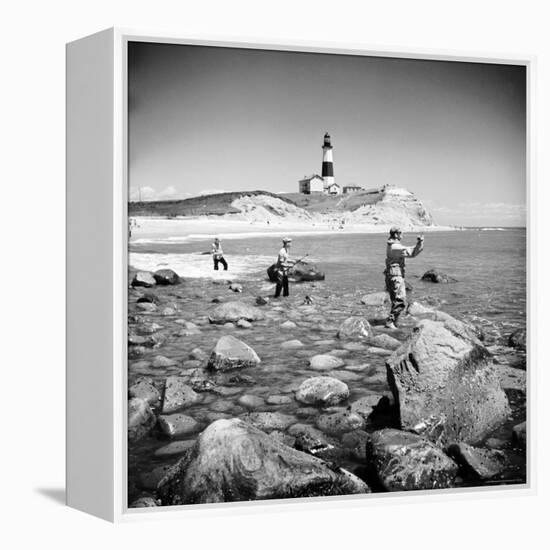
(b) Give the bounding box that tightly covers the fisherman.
[211,237,228,271]
[274,237,295,298]
[384,226,424,329]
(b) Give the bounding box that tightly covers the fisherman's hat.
[282,237,292,243]
[389,226,402,236]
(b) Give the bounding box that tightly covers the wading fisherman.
[384,226,424,329]
[274,237,296,298]
[211,237,228,271]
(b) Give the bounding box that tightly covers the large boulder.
[153,268,181,285]
[267,261,325,283]
[367,429,458,491]
[156,418,369,505]
[386,319,510,446]
[295,376,349,406]
[131,271,156,288]
[128,397,156,442]
[208,301,265,324]
[207,335,261,371]
[337,316,371,340]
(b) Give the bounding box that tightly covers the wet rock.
[337,316,371,340]
[281,339,304,349]
[289,423,334,454]
[209,399,235,413]
[128,334,148,346]
[154,440,196,457]
[161,306,177,316]
[350,397,376,420]
[447,442,506,480]
[369,333,401,351]
[207,335,261,371]
[129,378,161,405]
[295,407,319,418]
[136,302,157,313]
[386,319,510,446]
[266,395,293,405]
[158,413,200,437]
[512,421,526,447]
[240,411,296,432]
[132,271,156,288]
[269,430,296,448]
[128,397,156,442]
[342,342,366,351]
[129,497,158,508]
[508,328,526,351]
[360,292,389,307]
[153,269,181,285]
[136,293,161,305]
[238,394,266,409]
[256,296,270,306]
[296,376,350,406]
[309,354,345,371]
[229,283,243,293]
[162,377,200,413]
[188,368,217,392]
[342,430,370,461]
[236,319,252,329]
[292,261,326,282]
[157,418,369,504]
[189,348,207,362]
[214,386,242,397]
[208,301,265,324]
[316,409,365,435]
[211,296,224,303]
[328,370,363,382]
[367,429,458,491]
[328,349,350,357]
[223,322,236,329]
[281,320,297,330]
[421,269,455,283]
[494,365,526,392]
[152,355,178,368]
[226,373,255,386]
[369,347,393,356]
[136,322,162,335]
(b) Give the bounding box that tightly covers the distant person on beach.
[384,226,424,329]
[211,237,228,271]
[274,237,295,298]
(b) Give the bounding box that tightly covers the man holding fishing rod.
[274,237,308,298]
[384,226,424,329]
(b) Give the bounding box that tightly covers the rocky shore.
[127,266,527,508]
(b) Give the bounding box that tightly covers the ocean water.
[128,228,527,503]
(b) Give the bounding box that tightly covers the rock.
[136,293,161,305]
[136,302,157,313]
[189,347,207,362]
[342,342,366,351]
[157,419,369,504]
[447,443,506,480]
[162,377,200,413]
[328,349,350,357]
[349,397,376,420]
[240,411,296,432]
[494,365,526,392]
[136,322,162,335]
[421,269,455,283]
[266,395,292,405]
[309,354,345,371]
[152,355,178,368]
[369,333,401,351]
[236,319,252,329]
[188,368,216,392]
[337,316,371,340]
[207,335,261,371]
[129,497,158,508]
[223,322,235,329]
[238,394,266,409]
[161,306,177,316]
[360,292,389,307]
[512,421,527,447]
[208,301,265,324]
[256,296,270,306]
[153,268,181,285]
[229,283,243,293]
[158,414,200,437]
[281,339,304,349]
[132,271,156,288]
[129,378,161,405]
[317,409,365,435]
[128,334,147,346]
[154,440,196,457]
[296,376,349,406]
[386,319,510,446]
[328,370,362,382]
[368,346,393,356]
[281,320,297,329]
[289,423,334,454]
[267,261,325,283]
[508,328,526,351]
[226,373,255,386]
[367,429,459,491]
[128,397,156,442]
[342,430,370,461]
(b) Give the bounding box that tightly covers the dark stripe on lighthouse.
[322,162,334,177]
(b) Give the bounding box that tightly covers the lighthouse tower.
[322,132,335,191]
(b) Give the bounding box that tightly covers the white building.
[327,183,342,195]
[298,174,325,194]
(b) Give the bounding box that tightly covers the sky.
[128,42,526,227]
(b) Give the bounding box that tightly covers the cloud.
[198,188,227,196]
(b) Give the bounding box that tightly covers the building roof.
[299,174,323,183]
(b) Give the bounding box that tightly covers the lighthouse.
[322,132,340,194]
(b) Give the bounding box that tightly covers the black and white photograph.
[126,41,527,508]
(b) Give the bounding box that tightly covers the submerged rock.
[240,411,296,432]
[207,335,261,371]
[267,261,325,283]
[295,376,349,406]
[208,301,265,324]
[281,339,304,349]
[136,293,161,305]
[421,269,455,283]
[446,442,506,480]
[153,269,181,285]
[309,354,345,371]
[337,316,371,340]
[386,319,510,446]
[156,418,369,505]
[162,377,200,413]
[367,429,458,491]
[508,328,526,351]
[128,397,156,442]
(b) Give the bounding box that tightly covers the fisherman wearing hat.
[384,226,424,329]
[211,237,228,271]
[274,237,295,298]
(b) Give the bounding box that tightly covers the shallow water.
[128,228,527,503]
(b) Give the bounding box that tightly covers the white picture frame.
[66,27,535,522]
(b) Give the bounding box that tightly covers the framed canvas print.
[66,28,533,522]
